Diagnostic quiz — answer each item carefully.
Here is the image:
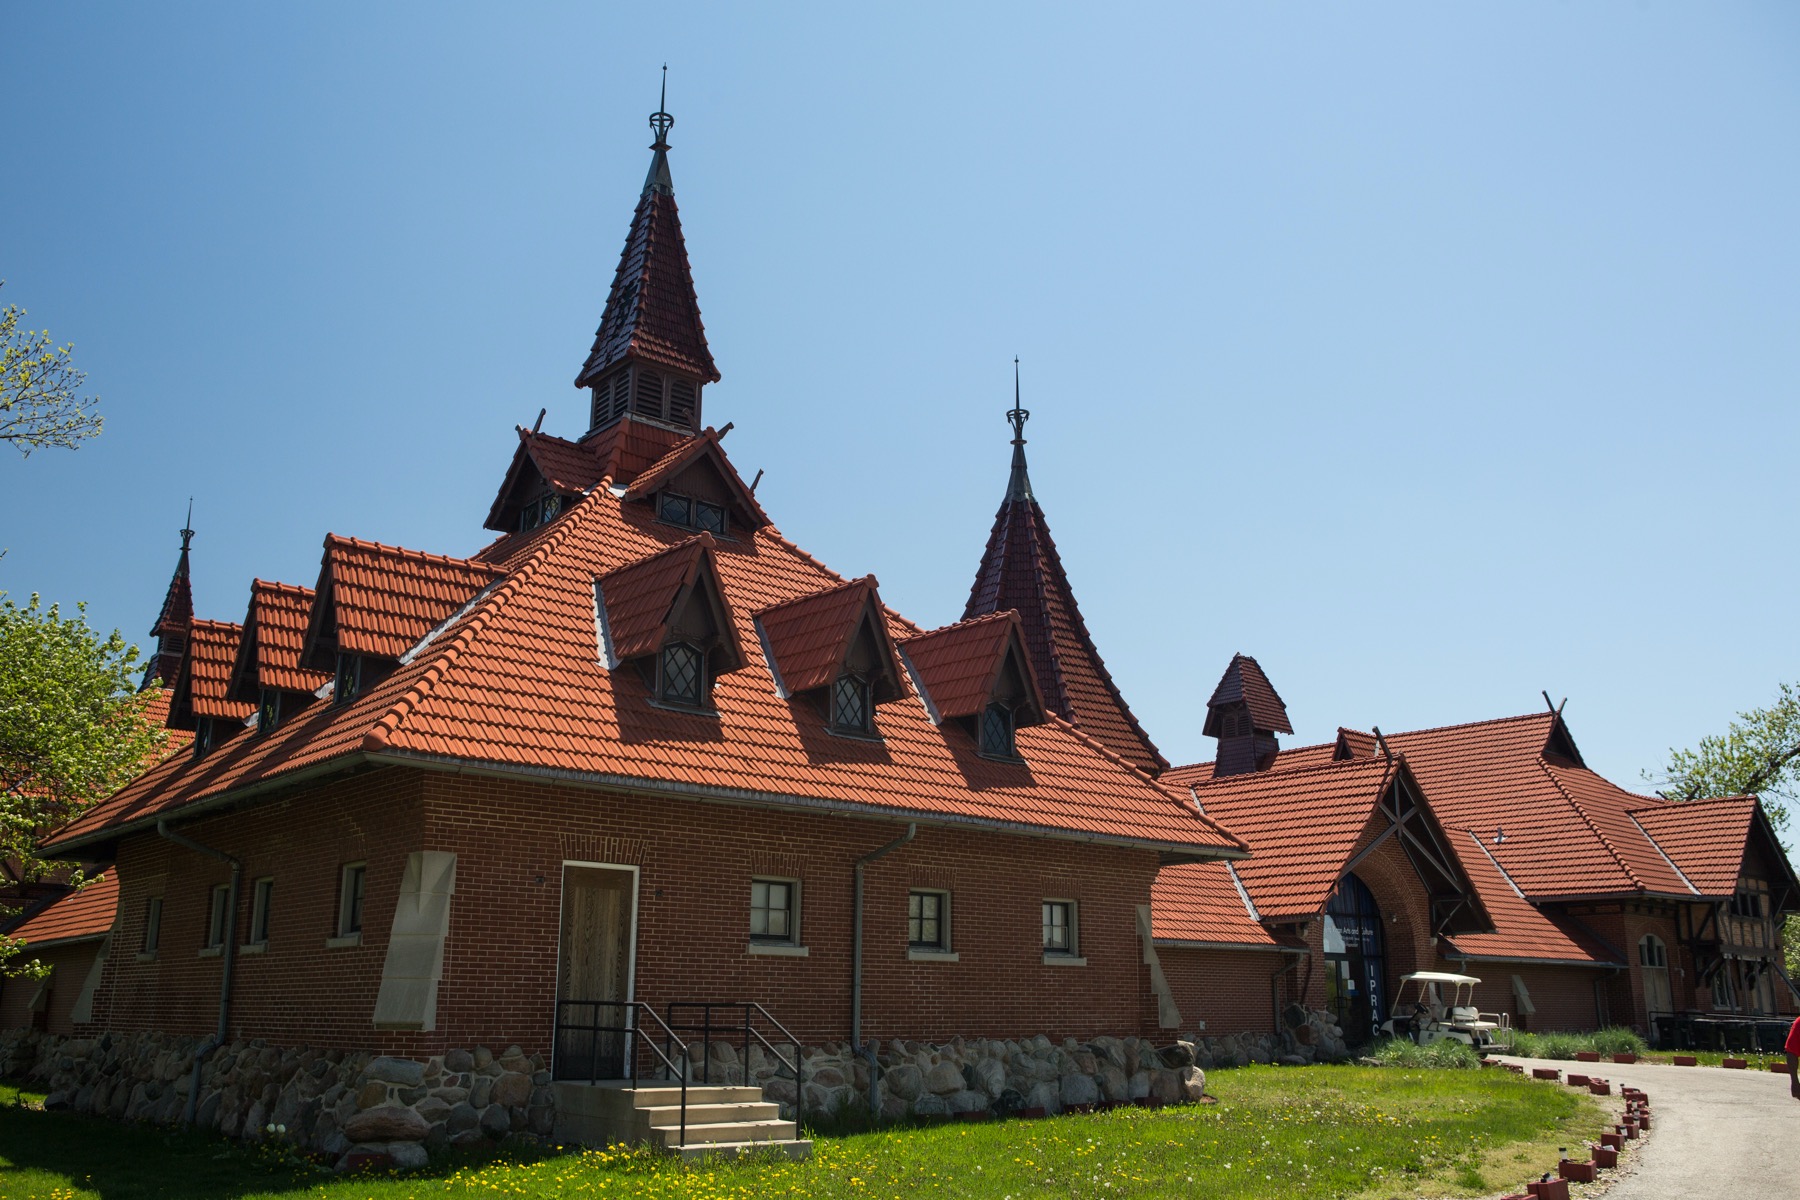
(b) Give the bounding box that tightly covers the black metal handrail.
[554,999,692,1148]
[664,1001,807,1128]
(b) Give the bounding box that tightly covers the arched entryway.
[1324,874,1387,1043]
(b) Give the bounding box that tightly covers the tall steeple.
[963,366,1167,774]
[576,70,720,437]
[144,506,195,689]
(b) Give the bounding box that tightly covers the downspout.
[157,819,240,1126]
[852,823,914,1117]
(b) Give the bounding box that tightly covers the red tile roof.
[477,419,693,549]
[1151,862,1281,948]
[1441,832,1617,965]
[594,534,736,664]
[963,451,1165,773]
[1628,796,1758,897]
[755,576,894,696]
[1204,654,1293,735]
[899,610,1037,723]
[231,580,331,700]
[173,620,255,726]
[1183,756,1401,921]
[46,478,1246,862]
[618,429,772,528]
[305,535,505,666]
[574,184,719,387]
[10,872,117,948]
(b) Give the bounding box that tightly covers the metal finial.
[1007,357,1029,443]
[180,498,194,549]
[649,64,673,148]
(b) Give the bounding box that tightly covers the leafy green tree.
[0,594,165,974]
[1,282,103,456]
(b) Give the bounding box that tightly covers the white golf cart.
[1379,971,1509,1050]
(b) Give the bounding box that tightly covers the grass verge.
[1,1066,1601,1200]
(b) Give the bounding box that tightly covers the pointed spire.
[964,375,1166,773]
[1006,357,1033,503]
[144,504,196,689]
[576,74,720,431]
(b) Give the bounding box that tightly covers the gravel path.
[1497,1055,1798,1200]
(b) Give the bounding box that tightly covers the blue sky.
[3,3,1797,807]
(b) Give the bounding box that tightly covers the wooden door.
[554,866,636,1081]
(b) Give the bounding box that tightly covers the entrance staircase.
[552,1082,811,1161]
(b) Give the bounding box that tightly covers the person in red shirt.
[1788,1014,1800,1100]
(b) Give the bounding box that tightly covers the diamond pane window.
[750,879,795,941]
[659,642,704,707]
[335,654,361,706]
[1043,900,1074,954]
[980,702,1014,757]
[658,492,693,526]
[832,673,872,733]
[694,501,726,535]
[908,891,945,949]
[258,689,281,735]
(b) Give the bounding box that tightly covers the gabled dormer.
[168,619,255,756]
[227,580,332,736]
[1541,712,1586,767]
[754,576,906,737]
[574,96,719,438]
[484,428,609,534]
[899,610,1047,760]
[1204,653,1294,778]
[1333,727,1377,761]
[301,535,505,706]
[619,427,769,537]
[593,533,744,712]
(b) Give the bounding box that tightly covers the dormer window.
[657,491,727,536]
[335,653,361,706]
[980,702,1016,758]
[257,689,281,735]
[831,673,873,734]
[193,719,214,758]
[519,493,563,532]
[656,641,706,708]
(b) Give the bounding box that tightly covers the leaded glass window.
[980,702,1014,757]
[335,653,361,706]
[658,492,693,526]
[909,891,946,949]
[750,879,795,942]
[694,500,727,535]
[258,689,281,735]
[658,642,704,707]
[832,673,872,733]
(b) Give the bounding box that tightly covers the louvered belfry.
[1204,653,1294,778]
[575,98,720,437]
[144,520,196,689]
[963,393,1167,774]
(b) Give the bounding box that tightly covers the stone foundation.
[0,1012,1343,1164]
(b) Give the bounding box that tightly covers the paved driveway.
[1497,1056,1797,1200]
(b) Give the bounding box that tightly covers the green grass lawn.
[0,1065,1602,1200]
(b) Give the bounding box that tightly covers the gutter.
[156,820,240,1126]
[852,823,914,1118]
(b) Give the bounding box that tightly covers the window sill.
[747,943,809,957]
[238,942,267,955]
[197,946,222,959]
[825,725,885,744]
[324,933,363,949]
[907,948,959,963]
[645,699,721,719]
[1042,954,1087,967]
[135,952,158,964]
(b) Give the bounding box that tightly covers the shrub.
[1588,1028,1648,1057]
[1507,1029,1648,1060]
[1369,1037,1482,1070]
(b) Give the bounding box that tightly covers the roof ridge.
[1628,792,1755,813]
[190,618,242,634]
[363,486,606,752]
[324,532,506,573]
[1188,753,1395,788]
[1535,757,1648,892]
[251,579,315,600]
[751,572,874,617]
[1387,711,1555,740]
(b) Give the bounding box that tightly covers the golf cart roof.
[1399,971,1482,986]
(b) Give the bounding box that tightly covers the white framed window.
[908,890,949,950]
[1042,899,1079,959]
[141,896,163,956]
[249,877,274,945]
[749,878,798,945]
[337,862,367,938]
[205,884,231,950]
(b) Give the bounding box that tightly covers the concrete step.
[629,1085,763,1106]
[640,1101,782,1127]
[651,1118,797,1145]
[670,1138,813,1163]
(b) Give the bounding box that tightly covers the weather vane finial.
[180,497,194,550]
[649,64,673,148]
[1007,357,1029,443]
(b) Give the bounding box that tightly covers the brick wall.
[1157,946,1291,1035]
[1433,961,1605,1032]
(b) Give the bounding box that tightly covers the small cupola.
[1204,653,1294,777]
[593,533,744,712]
[753,576,906,737]
[899,610,1047,760]
[575,81,720,438]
